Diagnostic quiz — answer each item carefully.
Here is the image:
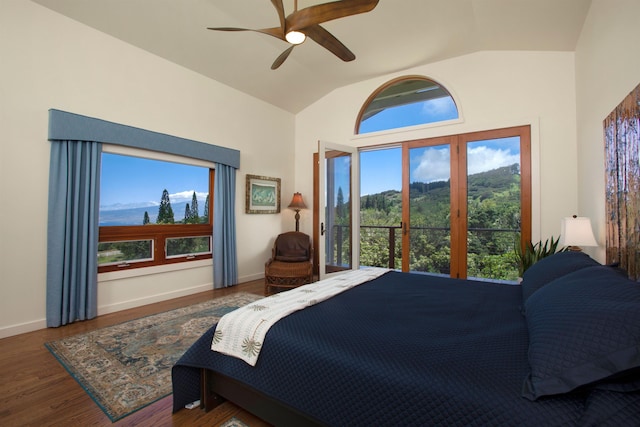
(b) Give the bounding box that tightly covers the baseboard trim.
[1,273,266,339]
[239,272,264,283]
[0,319,47,339]
[97,283,215,316]
[98,273,264,315]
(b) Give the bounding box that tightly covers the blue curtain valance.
[48,109,240,169]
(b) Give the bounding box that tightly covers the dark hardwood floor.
[0,279,271,427]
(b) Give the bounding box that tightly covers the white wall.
[0,0,295,337]
[295,51,579,243]
[3,0,634,338]
[575,0,640,262]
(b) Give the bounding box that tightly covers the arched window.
[356,76,459,134]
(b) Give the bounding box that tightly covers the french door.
[359,125,531,280]
[317,141,360,280]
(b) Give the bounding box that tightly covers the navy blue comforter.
[172,271,640,426]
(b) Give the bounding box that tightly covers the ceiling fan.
[208,0,379,69]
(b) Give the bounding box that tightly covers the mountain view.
[100,201,194,226]
[100,164,521,280]
[355,164,521,281]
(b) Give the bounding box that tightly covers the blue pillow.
[522,266,640,400]
[520,251,600,304]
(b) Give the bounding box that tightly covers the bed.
[172,252,640,426]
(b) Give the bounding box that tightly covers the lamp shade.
[288,192,307,210]
[559,216,597,248]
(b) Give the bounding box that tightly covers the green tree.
[183,203,191,224]
[115,240,150,261]
[143,211,150,225]
[190,192,200,224]
[202,194,209,224]
[336,187,345,222]
[157,189,175,224]
[358,164,521,280]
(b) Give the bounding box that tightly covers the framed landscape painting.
[246,174,281,214]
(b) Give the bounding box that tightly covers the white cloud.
[420,97,456,118]
[412,147,451,183]
[169,190,209,203]
[467,146,519,175]
[412,146,519,183]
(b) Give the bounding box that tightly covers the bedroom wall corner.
[574,0,640,263]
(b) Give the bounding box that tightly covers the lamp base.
[294,210,300,232]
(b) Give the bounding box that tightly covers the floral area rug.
[45,292,262,422]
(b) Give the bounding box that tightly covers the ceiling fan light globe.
[285,31,306,45]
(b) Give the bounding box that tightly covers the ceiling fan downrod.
[285,0,306,44]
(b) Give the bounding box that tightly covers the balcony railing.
[326,224,520,280]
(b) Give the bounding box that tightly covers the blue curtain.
[46,141,101,327]
[213,163,238,288]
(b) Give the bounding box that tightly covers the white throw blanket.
[210,267,390,366]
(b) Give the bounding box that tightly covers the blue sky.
[359,97,458,134]
[360,148,402,195]
[358,97,520,195]
[360,137,520,196]
[359,96,456,195]
[101,110,520,209]
[100,153,209,209]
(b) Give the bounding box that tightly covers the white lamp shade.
[559,216,597,247]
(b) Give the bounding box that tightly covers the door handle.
[320,222,325,236]
[402,221,408,236]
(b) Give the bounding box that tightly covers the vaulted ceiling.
[32,0,592,113]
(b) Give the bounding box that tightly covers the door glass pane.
[409,145,451,275]
[466,137,521,281]
[359,148,402,269]
[324,151,352,274]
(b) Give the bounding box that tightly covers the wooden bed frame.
[200,368,324,427]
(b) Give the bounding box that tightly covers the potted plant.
[515,235,566,277]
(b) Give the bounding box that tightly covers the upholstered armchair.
[264,231,313,295]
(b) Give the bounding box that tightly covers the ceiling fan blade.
[286,0,379,32]
[305,24,355,62]
[271,45,295,70]
[209,0,372,70]
[270,0,286,31]
[207,26,285,41]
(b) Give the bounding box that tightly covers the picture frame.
[245,174,281,214]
